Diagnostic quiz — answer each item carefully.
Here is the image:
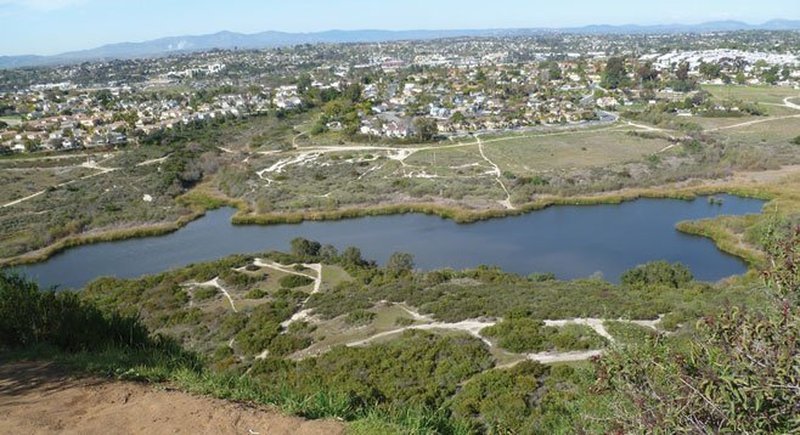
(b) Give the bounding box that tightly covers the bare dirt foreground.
[0,361,345,435]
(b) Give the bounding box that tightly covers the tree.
[450,111,466,124]
[386,252,415,274]
[413,117,438,142]
[342,83,363,103]
[342,246,364,266]
[290,238,321,259]
[698,62,722,80]
[542,61,562,81]
[318,244,339,262]
[675,62,690,81]
[601,57,628,90]
[762,66,781,85]
[781,66,791,81]
[297,74,312,95]
[636,62,659,85]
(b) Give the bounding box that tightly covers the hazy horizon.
[1,0,798,56]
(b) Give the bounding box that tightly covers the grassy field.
[702,84,800,105]
[711,115,800,143]
[481,129,670,175]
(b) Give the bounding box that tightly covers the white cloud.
[0,0,87,11]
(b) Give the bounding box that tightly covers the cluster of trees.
[604,57,700,92]
[297,74,367,137]
[290,237,414,274]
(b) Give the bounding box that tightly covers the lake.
[16,195,764,289]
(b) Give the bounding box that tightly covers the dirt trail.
[195,278,239,313]
[709,97,800,132]
[0,361,344,435]
[346,308,665,364]
[136,154,171,167]
[251,260,323,355]
[476,135,515,210]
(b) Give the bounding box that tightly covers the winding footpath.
[250,259,323,359]
[185,277,239,313]
[708,96,800,132]
[476,135,516,210]
[346,309,662,365]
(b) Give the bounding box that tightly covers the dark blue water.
[16,195,764,289]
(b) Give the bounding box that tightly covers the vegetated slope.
[0,361,343,435]
[1,221,799,433]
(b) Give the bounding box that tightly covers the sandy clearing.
[0,361,344,435]
[525,349,604,364]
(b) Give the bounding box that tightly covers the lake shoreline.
[0,177,777,270]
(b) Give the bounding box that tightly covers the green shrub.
[279,275,314,289]
[345,309,376,326]
[549,324,608,351]
[450,361,549,432]
[245,288,268,299]
[604,321,659,344]
[481,318,549,353]
[0,272,150,351]
[621,261,693,288]
[194,286,219,301]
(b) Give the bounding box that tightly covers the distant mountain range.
[2,20,800,69]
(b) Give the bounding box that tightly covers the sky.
[0,0,798,56]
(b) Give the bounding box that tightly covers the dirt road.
[0,361,344,435]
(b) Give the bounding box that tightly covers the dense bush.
[193,286,219,301]
[251,330,494,409]
[620,261,693,288]
[0,272,150,351]
[345,309,376,326]
[235,291,305,355]
[481,317,550,353]
[603,321,658,344]
[482,317,608,353]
